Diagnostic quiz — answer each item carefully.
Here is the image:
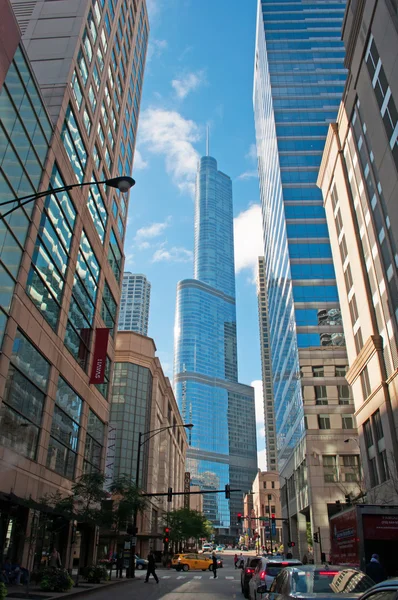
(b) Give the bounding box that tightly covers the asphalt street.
[88,554,246,599]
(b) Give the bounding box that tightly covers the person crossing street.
[212,552,218,579]
[144,550,159,584]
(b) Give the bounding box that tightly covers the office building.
[318,0,398,503]
[109,331,187,557]
[174,155,257,539]
[257,257,277,471]
[245,471,282,550]
[118,272,151,334]
[0,0,148,570]
[253,0,359,559]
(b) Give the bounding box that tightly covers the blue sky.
[125,0,266,466]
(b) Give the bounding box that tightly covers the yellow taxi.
[171,553,214,572]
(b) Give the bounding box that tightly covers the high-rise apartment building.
[253,0,360,559]
[174,155,257,538]
[257,257,277,471]
[318,0,398,504]
[118,272,151,334]
[0,0,148,570]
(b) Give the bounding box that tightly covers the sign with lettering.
[104,422,117,490]
[184,472,190,508]
[89,328,109,384]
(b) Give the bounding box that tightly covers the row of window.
[0,330,104,477]
[363,410,390,488]
[305,414,355,430]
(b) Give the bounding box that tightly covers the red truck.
[329,504,398,577]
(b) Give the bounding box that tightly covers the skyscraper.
[318,0,398,504]
[0,0,148,569]
[254,0,359,559]
[257,257,277,471]
[174,155,257,537]
[118,272,151,334]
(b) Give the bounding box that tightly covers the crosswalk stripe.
[193,576,202,579]
[177,575,186,579]
[225,576,234,579]
[162,576,170,579]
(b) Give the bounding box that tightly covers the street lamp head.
[344,438,350,443]
[105,176,136,193]
[184,423,194,430]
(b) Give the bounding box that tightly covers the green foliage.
[108,475,147,531]
[163,508,214,542]
[0,582,7,600]
[40,568,73,592]
[81,565,109,583]
[306,522,313,547]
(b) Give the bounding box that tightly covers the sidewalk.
[5,575,136,600]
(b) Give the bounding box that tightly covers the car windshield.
[291,568,375,594]
[249,558,261,568]
[267,562,302,577]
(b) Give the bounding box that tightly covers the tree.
[108,475,147,533]
[162,508,213,546]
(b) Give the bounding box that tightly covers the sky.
[125,0,266,467]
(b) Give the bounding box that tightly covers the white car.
[201,544,213,553]
[249,557,302,599]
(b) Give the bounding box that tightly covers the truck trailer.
[329,504,398,577]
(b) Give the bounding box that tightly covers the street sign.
[259,516,269,522]
[131,537,137,546]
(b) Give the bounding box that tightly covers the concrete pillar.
[297,512,308,562]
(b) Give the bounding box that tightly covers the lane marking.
[194,576,202,579]
[177,575,186,579]
[225,576,234,579]
[162,576,170,579]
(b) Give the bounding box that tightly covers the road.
[93,554,245,599]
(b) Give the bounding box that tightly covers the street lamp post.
[0,176,136,221]
[129,422,193,579]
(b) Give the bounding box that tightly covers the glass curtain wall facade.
[253,0,347,467]
[174,156,257,535]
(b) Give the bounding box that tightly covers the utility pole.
[268,495,273,552]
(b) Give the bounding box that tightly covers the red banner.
[89,328,109,384]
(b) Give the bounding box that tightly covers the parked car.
[135,555,148,570]
[201,544,213,553]
[357,578,398,600]
[250,564,375,600]
[171,553,214,572]
[241,556,262,598]
[249,557,302,598]
[216,545,224,552]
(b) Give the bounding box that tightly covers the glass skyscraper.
[254,0,358,560]
[174,156,257,536]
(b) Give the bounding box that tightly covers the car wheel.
[208,565,213,571]
[244,586,249,599]
[136,564,143,570]
[182,564,189,572]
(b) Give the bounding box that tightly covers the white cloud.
[138,108,200,196]
[257,449,267,471]
[134,149,148,170]
[152,244,193,263]
[237,170,258,181]
[147,38,168,62]
[246,143,258,161]
[135,217,172,249]
[171,70,206,100]
[124,252,134,266]
[146,0,162,21]
[233,204,264,278]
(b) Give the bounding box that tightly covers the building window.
[313,366,324,377]
[271,481,275,489]
[339,235,348,264]
[47,377,82,479]
[87,178,107,242]
[64,231,100,371]
[101,280,117,337]
[360,366,371,400]
[341,455,360,482]
[318,414,331,430]
[336,366,347,377]
[338,385,351,404]
[61,105,87,182]
[342,415,354,429]
[363,419,374,448]
[344,264,353,293]
[368,457,379,488]
[71,70,83,109]
[323,455,337,482]
[379,450,389,483]
[84,409,105,473]
[0,331,50,460]
[315,385,327,405]
[263,481,267,489]
[349,295,359,324]
[373,409,384,441]
[77,49,88,85]
[354,328,364,353]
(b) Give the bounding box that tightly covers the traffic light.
[225,484,231,499]
[287,541,295,548]
[167,487,173,502]
[163,527,170,544]
[237,513,242,524]
[271,514,276,526]
[313,532,319,543]
[345,494,352,505]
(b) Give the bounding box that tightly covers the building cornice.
[346,335,383,384]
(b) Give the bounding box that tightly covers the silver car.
[251,565,375,600]
[249,558,303,599]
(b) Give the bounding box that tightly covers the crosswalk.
[140,574,239,581]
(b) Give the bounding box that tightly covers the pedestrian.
[116,553,123,578]
[212,552,218,579]
[49,548,61,569]
[365,554,387,583]
[145,550,159,584]
[239,552,244,568]
[234,553,238,569]
[286,552,293,559]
